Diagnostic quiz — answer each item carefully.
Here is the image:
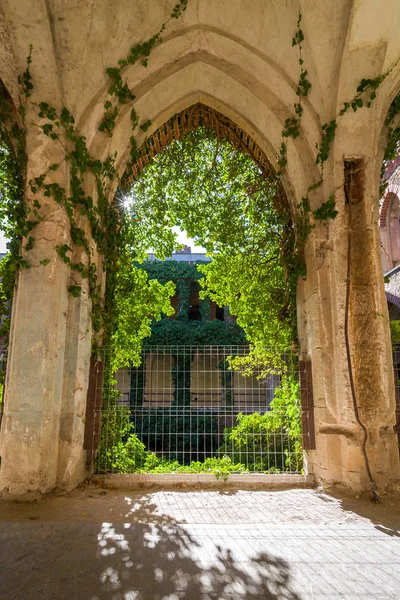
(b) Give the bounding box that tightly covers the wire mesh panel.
[393,345,400,449]
[94,346,309,475]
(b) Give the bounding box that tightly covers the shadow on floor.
[320,488,400,538]
[0,494,302,600]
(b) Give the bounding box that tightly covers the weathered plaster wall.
[0,0,399,495]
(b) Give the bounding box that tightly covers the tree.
[125,126,296,374]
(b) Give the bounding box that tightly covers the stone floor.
[0,485,400,599]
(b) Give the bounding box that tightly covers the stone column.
[0,129,94,497]
[55,227,100,490]
[298,145,400,492]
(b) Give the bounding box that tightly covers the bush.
[217,373,302,472]
[133,410,220,464]
[390,320,400,345]
[106,430,148,473]
[139,455,248,479]
[97,366,302,475]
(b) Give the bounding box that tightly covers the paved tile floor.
[0,486,399,599]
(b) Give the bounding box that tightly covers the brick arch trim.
[126,103,278,184]
[380,190,400,227]
[386,291,400,309]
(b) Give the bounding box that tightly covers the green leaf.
[25,236,34,251]
[60,107,75,125]
[140,119,152,132]
[68,285,82,297]
[312,196,338,222]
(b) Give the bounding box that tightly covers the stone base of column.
[307,429,400,494]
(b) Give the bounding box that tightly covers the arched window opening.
[380,192,400,272]
[381,89,400,453]
[0,79,23,413]
[97,105,308,477]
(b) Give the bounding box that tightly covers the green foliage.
[104,429,148,473]
[277,142,287,171]
[278,13,311,169]
[218,373,302,472]
[198,254,293,371]
[127,127,295,371]
[282,117,300,139]
[291,14,304,47]
[293,191,338,268]
[385,91,400,131]
[146,319,246,347]
[107,256,247,374]
[292,193,338,259]
[101,359,302,475]
[390,320,400,346]
[97,391,148,474]
[138,259,247,346]
[108,262,175,370]
[295,196,312,241]
[141,259,205,321]
[292,15,311,103]
[67,285,81,298]
[96,362,131,472]
[18,45,33,98]
[0,255,16,366]
[296,71,312,98]
[286,13,399,221]
[315,120,337,166]
[140,120,152,132]
[142,259,203,284]
[312,195,339,223]
[0,4,189,378]
[100,0,188,158]
[98,105,119,136]
[171,352,192,407]
[140,456,248,479]
[0,74,30,377]
[100,447,249,478]
[133,408,219,464]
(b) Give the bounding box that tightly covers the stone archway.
[126,103,277,181]
[0,1,399,496]
[380,190,400,273]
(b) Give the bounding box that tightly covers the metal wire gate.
[392,345,400,449]
[92,346,314,475]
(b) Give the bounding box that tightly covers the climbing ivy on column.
[0,1,188,370]
[277,10,400,277]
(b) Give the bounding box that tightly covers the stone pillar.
[0,129,94,497]
[55,236,98,490]
[299,149,400,492]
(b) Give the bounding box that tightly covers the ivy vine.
[0,1,189,371]
[98,0,188,177]
[277,11,400,276]
[277,13,311,173]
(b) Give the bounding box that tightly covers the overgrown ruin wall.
[0,0,399,495]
